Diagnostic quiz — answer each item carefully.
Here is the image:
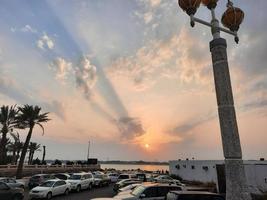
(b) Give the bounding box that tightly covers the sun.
[145,144,150,149]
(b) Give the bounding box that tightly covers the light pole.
[178,0,251,200]
[87,140,90,161]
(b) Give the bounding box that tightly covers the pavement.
[24,184,116,200]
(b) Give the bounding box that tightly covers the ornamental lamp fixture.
[221,6,245,32]
[201,0,218,9]
[178,0,201,16]
[178,0,244,43]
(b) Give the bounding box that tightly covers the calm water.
[101,164,169,171]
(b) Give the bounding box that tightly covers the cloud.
[49,57,72,82]
[117,117,145,140]
[169,113,215,135]
[37,33,54,50]
[143,12,153,24]
[74,55,97,100]
[149,0,162,8]
[0,72,65,120]
[108,28,211,91]
[21,25,37,33]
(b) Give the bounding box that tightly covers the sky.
[0,0,267,162]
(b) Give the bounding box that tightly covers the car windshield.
[119,175,129,179]
[31,176,41,180]
[131,185,146,196]
[94,175,103,179]
[40,181,55,187]
[69,175,81,180]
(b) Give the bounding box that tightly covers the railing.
[0,164,100,170]
[0,164,101,177]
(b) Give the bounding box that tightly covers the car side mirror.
[140,194,146,198]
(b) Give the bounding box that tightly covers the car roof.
[32,174,49,176]
[169,191,223,196]
[72,172,91,175]
[141,182,182,187]
[44,179,62,182]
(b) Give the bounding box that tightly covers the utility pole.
[87,141,90,161]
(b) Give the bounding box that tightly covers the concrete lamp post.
[178,0,251,200]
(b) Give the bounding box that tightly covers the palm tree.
[16,105,50,178]
[0,105,18,165]
[7,132,21,164]
[28,142,41,165]
[42,145,46,165]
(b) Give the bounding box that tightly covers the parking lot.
[23,184,116,200]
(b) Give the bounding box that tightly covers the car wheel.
[76,185,81,192]
[88,183,92,190]
[65,189,69,195]
[46,192,52,200]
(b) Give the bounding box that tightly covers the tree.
[0,105,18,165]
[42,145,46,165]
[32,158,41,165]
[7,132,22,164]
[28,142,41,165]
[53,159,62,165]
[16,105,50,178]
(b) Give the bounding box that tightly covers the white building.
[169,160,267,194]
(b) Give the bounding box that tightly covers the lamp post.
[178,0,251,200]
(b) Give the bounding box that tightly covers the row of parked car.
[92,174,225,200]
[28,171,113,199]
[0,171,113,200]
[0,172,225,200]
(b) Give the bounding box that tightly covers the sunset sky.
[0,0,266,161]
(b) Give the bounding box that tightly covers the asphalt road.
[24,184,116,200]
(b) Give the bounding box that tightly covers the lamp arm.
[190,15,239,43]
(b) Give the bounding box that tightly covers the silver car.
[0,177,25,189]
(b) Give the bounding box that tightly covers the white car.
[117,174,137,182]
[118,183,141,195]
[107,173,119,183]
[154,175,185,186]
[66,172,94,192]
[29,179,71,199]
[114,183,185,200]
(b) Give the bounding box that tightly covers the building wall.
[169,160,267,194]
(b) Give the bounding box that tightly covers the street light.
[178,1,251,200]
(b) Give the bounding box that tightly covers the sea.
[100,164,169,171]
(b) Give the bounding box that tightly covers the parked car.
[0,178,25,189]
[93,174,111,187]
[114,183,185,200]
[28,174,56,189]
[53,173,70,180]
[166,191,225,200]
[117,174,136,182]
[154,175,184,186]
[29,179,71,199]
[135,173,147,182]
[66,172,94,192]
[107,173,119,183]
[0,181,24,200]
[92,171,105,175]
[118,183,141,194]
[114,179,141,192]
